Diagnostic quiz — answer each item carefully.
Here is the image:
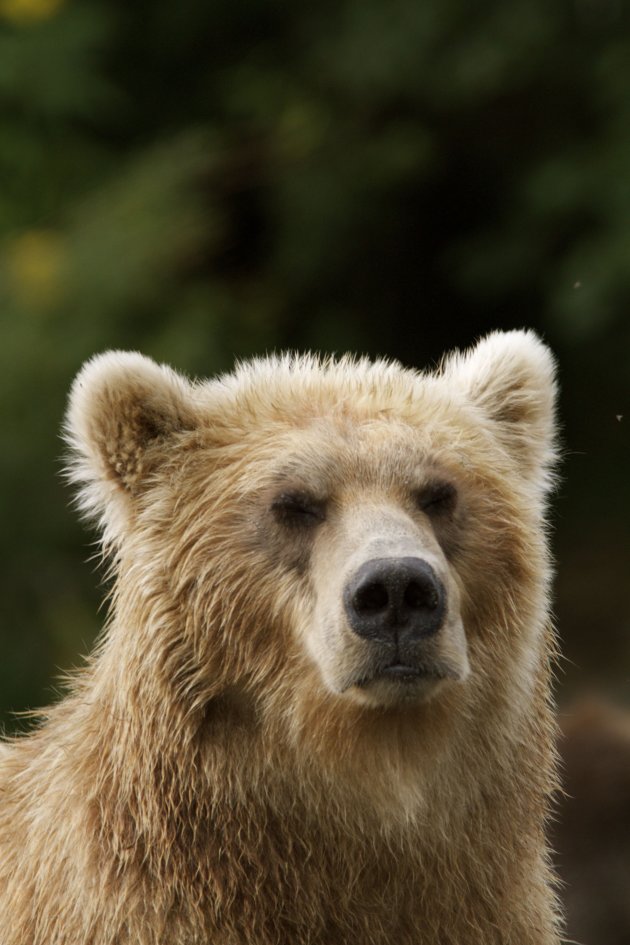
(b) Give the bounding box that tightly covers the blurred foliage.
[0,0,628,729]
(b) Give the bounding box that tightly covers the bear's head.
[65,331,557,805]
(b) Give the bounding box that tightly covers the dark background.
[0,0,628,737]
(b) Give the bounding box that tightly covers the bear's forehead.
[190,354,498,492]
[265,437,455,499]
[209,354,457,429]
[202,396,483,502]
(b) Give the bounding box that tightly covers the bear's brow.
[271,459,334,498]
[271,478,328,504]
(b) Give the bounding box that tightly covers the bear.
[0,330,561,945]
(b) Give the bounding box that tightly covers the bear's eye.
[415,481,458,517]
[271,491,325,528]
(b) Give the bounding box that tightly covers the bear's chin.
[344,671,456,708]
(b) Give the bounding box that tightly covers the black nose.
[343,557,445,642]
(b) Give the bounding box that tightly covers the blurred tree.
[0,0,628,728]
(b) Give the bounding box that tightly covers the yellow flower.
[6,229,67,309]
[0,0,65,24]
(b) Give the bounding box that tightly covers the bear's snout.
[343,556,445,645]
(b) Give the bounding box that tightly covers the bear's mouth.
[377,663,427,682]
[354,661,459,689]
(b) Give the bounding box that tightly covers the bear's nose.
[343,557,445,642]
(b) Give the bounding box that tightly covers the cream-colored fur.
[0,331,562,944]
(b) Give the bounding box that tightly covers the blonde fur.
[0,331,561,944]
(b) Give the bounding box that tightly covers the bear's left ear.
[65,351,200,538]
[443,330,559,489]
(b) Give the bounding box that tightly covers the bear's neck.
[67,573,559,945]
[78,646,558,945]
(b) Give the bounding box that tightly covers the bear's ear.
[442,330,559,488]
[65,351,199,538]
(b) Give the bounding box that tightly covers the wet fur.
[0,332,561,944]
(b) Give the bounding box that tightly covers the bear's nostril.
[404,580,438,611]
[354,582,388,614]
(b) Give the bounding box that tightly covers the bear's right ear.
[65,351,199,539]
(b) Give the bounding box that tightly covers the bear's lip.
[355,661,457,688]
[379,663,426,681]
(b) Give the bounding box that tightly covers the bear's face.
[255,416,469,709]
[66,331,557,724]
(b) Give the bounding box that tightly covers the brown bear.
[0,331,561,944]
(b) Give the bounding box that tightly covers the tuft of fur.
[0,331,562,944]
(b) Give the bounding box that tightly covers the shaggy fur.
[0,331,561,944]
